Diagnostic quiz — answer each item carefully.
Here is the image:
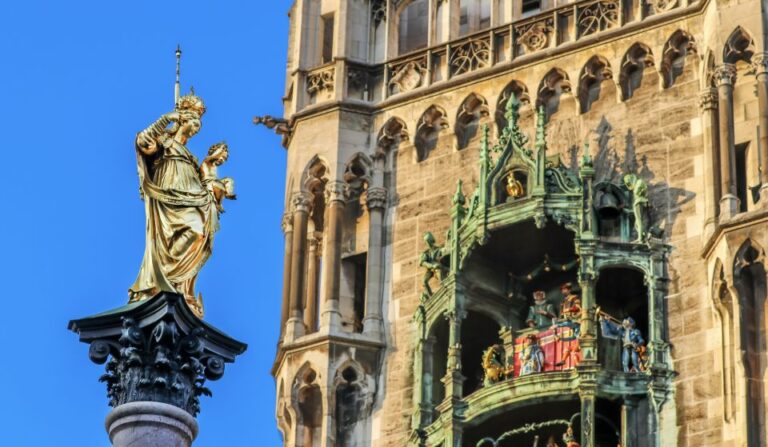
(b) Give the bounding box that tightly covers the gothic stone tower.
[266,0,768,446]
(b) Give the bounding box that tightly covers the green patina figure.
[623,173,649,243]
[419,231,446,297]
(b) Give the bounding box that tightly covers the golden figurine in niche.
[505,172,525,199]
[128,48,235,318]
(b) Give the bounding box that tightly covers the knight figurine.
[419,232,447,297]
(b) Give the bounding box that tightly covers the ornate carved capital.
[713,64,737,87]
[68,293,247,417]
[292,192,314,213]
[281,212,293,234]
[325,180,350,204]
[697,88,718,111]
[752,52,768,77]
[366,187,388,210]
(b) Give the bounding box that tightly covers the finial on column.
[175,45,182,107]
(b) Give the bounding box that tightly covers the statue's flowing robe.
[129,136,216,311]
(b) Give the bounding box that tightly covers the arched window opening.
[296,369,322,447]
[733,241,767,445]
[459,0,492,36]
[537,68,573,119]
[428,318,449,417]
[370,0,386,62]
[619,43,655,101]
[660,30,696,88]
[456,93,490,150]
[335,367,368,447]
[496,80,531,133]
[415,105,449,162]
[596,267,648,372]
[398,0,429,55]
[579,56,614,113]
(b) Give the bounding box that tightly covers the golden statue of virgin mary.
[128,48,234,318]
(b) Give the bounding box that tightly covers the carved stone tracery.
[515,19,553,54]
[450,38,491,76]
[306,67,335,94]
[577,0,619,37]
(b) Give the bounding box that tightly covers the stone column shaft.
[699,88,720,233]
[320,181,347,331]
[715,64,739,217]
[287,192,312,339]
[280,213,294,340]
[753,54,768,202]
[363,159,387,337]
[304,234,320,332]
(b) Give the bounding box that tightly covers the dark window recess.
[342,253,367,332]
[735,142,749,212]
[321,14,335,63]
[522,0,541,14]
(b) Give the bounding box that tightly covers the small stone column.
[621,397,639,447]
[363,156,387,337]
[752,53,768,203]
[714,64,739,217]
[320,181,348,331]
[579,388,597,447]
[304,233,321,333]
[287,192,313,340]
[698,88,720,236]
[442,309,465,401]
[69,293,247,447]
[280,212,294,340]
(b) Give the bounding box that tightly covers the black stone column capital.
[69,292,247,416]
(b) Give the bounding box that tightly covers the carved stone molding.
[651,0,678,14]
[281,212,293,234]
[306,67,335,94]
[325,180,350,204]
[389,58,428,94]
[366,187,388,210]
[697,88,718,111]
[292,192,314,213]
[371,0,386,26]
[450,38,491,76]
[713,64,737,87]
[752,52,768,77]
[68,293,247,416]
[577,0,619,37]
[515,19,553,54]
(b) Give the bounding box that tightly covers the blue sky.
[0,1,290,445]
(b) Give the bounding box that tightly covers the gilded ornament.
[129,48,236,318]
[505,173,525,199]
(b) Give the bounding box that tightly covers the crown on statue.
[177,89,206,117]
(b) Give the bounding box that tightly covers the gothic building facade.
[265,0,768,445]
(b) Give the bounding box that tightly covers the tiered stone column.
[752,53,768,202]
[363,154,387,337]
[280,212,294,340]
[287,192,313,340]
[304,233,321,333]
[320,181,348,331]
[699,88,720,236]
[714,64,739,217]
[621,397,639,447]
